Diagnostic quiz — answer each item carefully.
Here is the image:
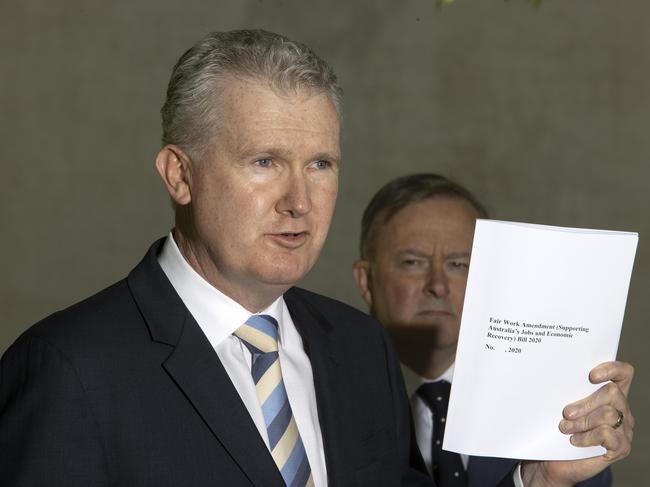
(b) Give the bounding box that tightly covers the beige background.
[1,1,647,483]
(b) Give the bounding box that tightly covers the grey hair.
[161,29,343,159]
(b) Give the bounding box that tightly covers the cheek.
[225,181,274,224]
[311,173,338,202]
[320,191,337,217]
[382,279,420,320]
[310,183,338,229]
[193,173,237,216]
[449,279,468,312]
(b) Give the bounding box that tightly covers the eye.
[312,160,331,170]
[400,259,425,268]
[254,158,272,168]
[448,260,470,270]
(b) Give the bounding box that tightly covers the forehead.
[375,197,479,253]
[216,78,341,155]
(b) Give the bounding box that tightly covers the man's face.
[181,79,340,304]
[355,197,478,352]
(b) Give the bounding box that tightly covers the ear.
[155,145,192,205]
[352,259,373,307]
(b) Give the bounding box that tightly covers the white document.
[443,219,638,460]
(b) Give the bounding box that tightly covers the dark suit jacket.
[1,239,440,487]
[466,455,612,487]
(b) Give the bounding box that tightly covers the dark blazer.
[1,239,438,487]
[467,455,612,487]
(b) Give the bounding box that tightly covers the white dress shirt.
[158,233,328,486]
[402,363,524,487]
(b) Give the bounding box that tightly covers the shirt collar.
[157,232,285,348]
[401,362,456,399]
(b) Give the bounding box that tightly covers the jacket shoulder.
[286,286,386,341]
[288,286,375,323]
[6,278,138,358]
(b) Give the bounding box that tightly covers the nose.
[426,263,449,297]
[276,169,312,218]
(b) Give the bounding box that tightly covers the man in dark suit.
[0,29,432,487]
[353,173,634,487]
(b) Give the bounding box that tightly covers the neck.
[404,347,455,380]
[386,327,456,379]
[172,227,285,313]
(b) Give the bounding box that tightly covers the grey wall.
[1,1,647,483]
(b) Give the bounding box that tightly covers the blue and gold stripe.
[235,315,313,487]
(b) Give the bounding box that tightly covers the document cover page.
[444,220,638,460]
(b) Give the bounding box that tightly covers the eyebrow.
[446,251,471,260]
[396,249,471,259]
[397,249,429,258]
[237,146,290,159]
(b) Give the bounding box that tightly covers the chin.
[253,260,311,287]
[388,321,458,346]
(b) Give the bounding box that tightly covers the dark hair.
[359,173,489,259]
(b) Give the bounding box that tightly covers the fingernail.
[565,407,578,418]
[560,420,572,433]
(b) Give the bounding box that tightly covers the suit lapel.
[163,314,284,487]
[127,240,284,487]
[284,288,347,486]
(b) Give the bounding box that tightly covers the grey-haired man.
[0,30,432,487]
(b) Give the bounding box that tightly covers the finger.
[563,381,629,420]
[561,406,635,448]
[569,425,631,461]
[589,361,634,395]
[559,405,622,435]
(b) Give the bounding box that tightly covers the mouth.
[267,231,310,249]
[417,309,454,317]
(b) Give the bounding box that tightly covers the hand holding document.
[443,220,638,461]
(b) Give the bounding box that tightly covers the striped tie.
[234,315,314,487]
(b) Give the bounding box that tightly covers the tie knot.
[234,314,279,354]
[417,380,451,414]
